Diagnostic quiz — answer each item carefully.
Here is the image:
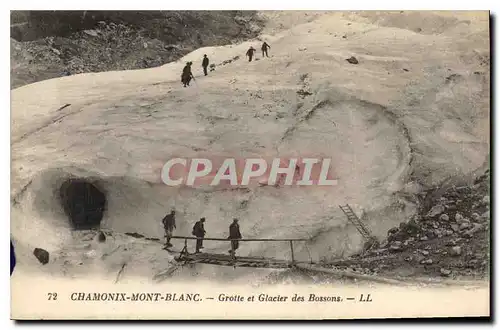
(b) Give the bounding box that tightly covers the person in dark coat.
[192,218,206,253]
[162,210,176,248]
[246,47,256,62]
[228,218,242,256]
[261,42,271,58]
[181,62,194,87]
[202,55,209,76]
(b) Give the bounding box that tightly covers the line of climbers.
[181,42,271,87]
[161,210,243,256]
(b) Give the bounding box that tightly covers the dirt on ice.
[10,11,490,285]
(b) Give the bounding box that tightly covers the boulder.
[389,241,403,252]
[427,204,445,217]
[33,248,49,265]
[50,47,61,55]
[403,238,415,247]
[346,56,359,64]
[440,268,452,277]
[450,246,462,256]
[415,255,425,264]
[97,231,106,242]
[468,259,479,268]
[482,195,490,204]
[420,259,433,265]
[447,238,462,246]
[83,29,99,37]
[481,211,490,221]
[450,224,459,232]
[425,230,437,239]
[471,213,481,222]
[459,222,471,231]
[463,223,485,238]
[455,213,464,222]
[439,214,450,221]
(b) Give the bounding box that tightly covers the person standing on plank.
[192,217,206,253]
[162,210,176,249]
[228,218,242,257]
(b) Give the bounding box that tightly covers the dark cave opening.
[59,178,106,230]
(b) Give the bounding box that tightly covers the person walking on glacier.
[202,54,209,76]
[261,42,271,58]
[246,46,256,62]
[181,62,194,87]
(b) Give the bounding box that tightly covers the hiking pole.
[192,75,199,89]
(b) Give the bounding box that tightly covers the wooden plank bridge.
[176,252,295,269]
[170,236,308,269]
[169,204,379,270]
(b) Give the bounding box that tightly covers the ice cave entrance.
[59,178,106,230]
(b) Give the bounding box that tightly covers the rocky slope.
[11,11,264,89]
[325,167,490,280]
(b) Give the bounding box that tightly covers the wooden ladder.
[339,204,377,243]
